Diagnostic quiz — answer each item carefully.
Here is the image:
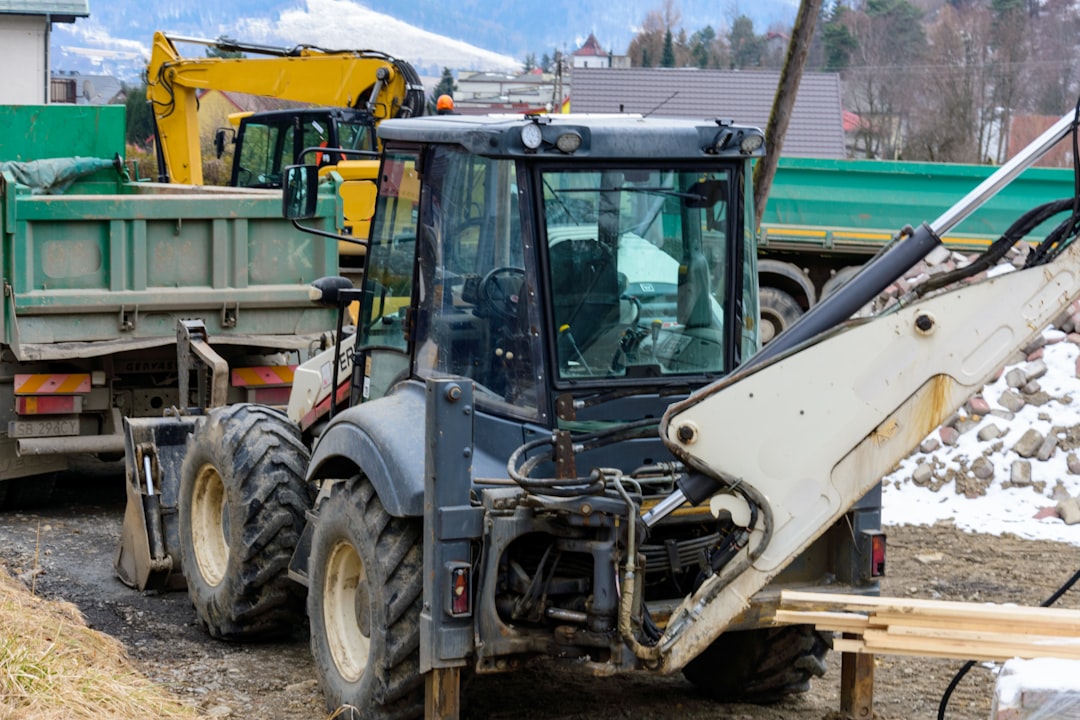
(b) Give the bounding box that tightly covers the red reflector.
[249,387,292,405]
[16,395,79,415]
[449,565,471,617]
[871,533,886,577]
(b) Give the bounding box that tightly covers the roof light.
[555,131,581,154]
[740,132,764,154]
[521,123,543,150]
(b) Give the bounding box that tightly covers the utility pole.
[752,0,824,230]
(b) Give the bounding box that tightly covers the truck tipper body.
[0,105,336,491]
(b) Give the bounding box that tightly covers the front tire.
[682,625,832,703]
[179,403,311,640]
[308,475,423,719]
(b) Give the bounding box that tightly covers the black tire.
[0,474,58,509]
[758,287,804,344]
[179,403,311,641]
[683,625,832,704]
[308,475,424,719]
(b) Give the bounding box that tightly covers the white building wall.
[0,15,47,104]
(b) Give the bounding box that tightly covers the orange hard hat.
[436,94,454,111]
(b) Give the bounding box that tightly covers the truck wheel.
[682,625,831,703]
[179,403,311,641]
[0,474,57,509]
[759,287,803,344]
[308,476,423,719]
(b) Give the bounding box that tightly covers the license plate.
[8,417,79,437]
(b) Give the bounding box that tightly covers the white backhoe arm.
[654,111,1080,672]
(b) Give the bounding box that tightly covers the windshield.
[541,167,736,382]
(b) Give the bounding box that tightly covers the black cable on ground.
[936,562,1080,720]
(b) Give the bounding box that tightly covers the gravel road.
[1,468,1077,720]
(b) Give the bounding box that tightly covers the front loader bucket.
[114,415,197,592]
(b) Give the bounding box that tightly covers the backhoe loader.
[122,107,1080,718]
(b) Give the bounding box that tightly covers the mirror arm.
[290,219,370,247]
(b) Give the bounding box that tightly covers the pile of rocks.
[896,325,1080,525]
[858,239,1080,526]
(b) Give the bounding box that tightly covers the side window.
[413,148,537,417]
[362,153,420,351]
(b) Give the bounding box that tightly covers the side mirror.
[684,179,727,209]
[283,164,320,219]
[213,128,233,159]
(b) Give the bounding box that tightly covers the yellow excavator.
[146,31,425,271]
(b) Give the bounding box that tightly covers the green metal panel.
[1,172,339,356]
[764,157,1074,253]
[0,104,125,162]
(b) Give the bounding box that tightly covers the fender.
[306,380,427,518]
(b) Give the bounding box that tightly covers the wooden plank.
[872,612,1080,637]
[860,629,1080,662]
[834,637,868,653]
[774,609,870,633]
[781,591,1080,629]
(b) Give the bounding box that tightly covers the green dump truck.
[0,105,336,505]
[759,156,1073,339]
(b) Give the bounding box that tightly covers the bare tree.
[905,4,994,163]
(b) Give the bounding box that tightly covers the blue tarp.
[0,156,117,194]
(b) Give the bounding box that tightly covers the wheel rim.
[191,463,229,587]
[759,310,783,344]
[323,539,371,683]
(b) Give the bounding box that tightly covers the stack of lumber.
[776,590,1080,661]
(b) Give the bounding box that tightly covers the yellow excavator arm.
[147,31,424,185]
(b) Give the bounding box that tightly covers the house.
[50,71,125,104]
[570,33,630,70]
[453,70,561,115]
[569,67,847,158]
[0,0,88,104]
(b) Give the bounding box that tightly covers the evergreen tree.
[123,82,155,146]
[729,15,764,68]
[661,28,676,66]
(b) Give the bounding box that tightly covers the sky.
[883,328,1080,547]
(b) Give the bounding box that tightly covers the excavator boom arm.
[147,31,423,184]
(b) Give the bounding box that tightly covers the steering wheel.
[477,266,525,322]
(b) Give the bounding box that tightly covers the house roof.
[569,67,847,159]
[573,33,606,57]
[0,0,88,19]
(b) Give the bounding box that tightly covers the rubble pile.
[875,244,1080,527]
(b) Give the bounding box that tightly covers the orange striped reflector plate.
[14,374,91,395]
[231,366,296,387]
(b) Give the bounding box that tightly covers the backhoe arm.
[654,110,1080,672]
[147,31,423,184]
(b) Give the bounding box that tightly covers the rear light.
[16,395,82,415]
[447,563,471,617]
[866,530,886,577]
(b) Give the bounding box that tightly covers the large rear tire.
[308,475,423,719]
[682,625,832,704]
[179,403,311,640]
[758,287,804,344]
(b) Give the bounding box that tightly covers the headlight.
[521,123,543,150]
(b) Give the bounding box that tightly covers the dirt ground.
[0,468,1077,720]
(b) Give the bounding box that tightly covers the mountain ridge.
[50,0,798,82]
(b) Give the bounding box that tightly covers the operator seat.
[549,239,621,371]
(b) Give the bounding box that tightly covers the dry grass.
[0,565,201,720]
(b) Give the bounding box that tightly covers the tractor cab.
[350,114,765,429]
